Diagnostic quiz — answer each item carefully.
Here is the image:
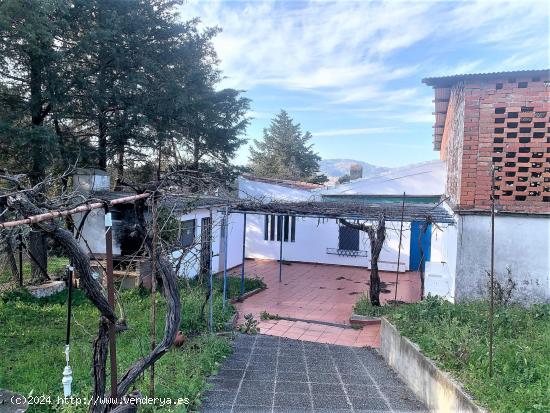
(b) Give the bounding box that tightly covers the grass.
[212,275,265,300]
[0,275,259,412]
[0,256,70,284]
[354,295,550,413]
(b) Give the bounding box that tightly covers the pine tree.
[0,0,71,281]
[249,110,326,182]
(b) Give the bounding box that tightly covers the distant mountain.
[319,159,389,182]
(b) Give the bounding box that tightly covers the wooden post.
[150,200,158,397]
[488,166,495,377]
[394,193,406,302]
[240,213,247,296]
[104,212,117,400]
[18,233,23,287]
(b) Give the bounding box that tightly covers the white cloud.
[178,0,548,102]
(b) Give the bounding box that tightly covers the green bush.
[354,296,550,412]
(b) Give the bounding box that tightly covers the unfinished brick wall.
[443,75,549,213]
[440,84,465,206]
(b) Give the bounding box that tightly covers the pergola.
[212,198,455,324]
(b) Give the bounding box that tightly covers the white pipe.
[62,345,72,397]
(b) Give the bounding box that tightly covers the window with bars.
[338,225,360,251]
[264,215,295,242]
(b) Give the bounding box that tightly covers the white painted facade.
[424,208,550,304]
[244,214,413,272]
[172,210,426,276]
[172,208,245,279]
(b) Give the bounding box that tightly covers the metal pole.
[62,265,74,397]
[208,208,214,333]
[104,212,117,400]
[278,215,283,283]
[65,266,73,345]
[488,166,495,377]
[394,192,406,303]
[18,233,23,287]
[240,213,247,296]
[222,207,229,313]
[149,200,158,398]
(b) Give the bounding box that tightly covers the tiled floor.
[201,334,427,413]
[230,260,421,348]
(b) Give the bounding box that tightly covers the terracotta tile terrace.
[229,259,422,348]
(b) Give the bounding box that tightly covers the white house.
[234,163,450,274]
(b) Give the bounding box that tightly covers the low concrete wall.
[380,318,485,413]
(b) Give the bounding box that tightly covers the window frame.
[180,219,196,248]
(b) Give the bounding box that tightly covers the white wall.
[453,214,550,304]
[74,209,122,256]
[425,223,458,301]
[244,214,411,272]
[172,209,244,279]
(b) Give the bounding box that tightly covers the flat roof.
[422,69,549,87]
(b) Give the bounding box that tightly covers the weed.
[238,314,259,334]
[354,295,550,413]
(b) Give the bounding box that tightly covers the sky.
[179,0,550,167]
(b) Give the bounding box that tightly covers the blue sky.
[180,0,549,167]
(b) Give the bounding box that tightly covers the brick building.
[422,69,549,304]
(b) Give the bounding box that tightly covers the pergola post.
[18,233,23,287]
[104,211,117,400]
[394,192,406,302]
[240,213,247,296]
[222,207,229,313]
[278,215,283,283]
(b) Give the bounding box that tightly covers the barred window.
[264,215,295,242]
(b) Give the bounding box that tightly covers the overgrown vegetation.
[211,275,265,300]
[0,277,260,412]
[354,296,550,413]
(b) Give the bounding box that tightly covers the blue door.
[409,221,432,271]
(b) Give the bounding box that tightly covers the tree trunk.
[5,242,19,282]
[192,135,200,170]
[369,259,381,306]
[113,147,125,191]
[28,230,48,282]
[0,216,19,281]
[28,51,49,282]
[340,216,386,306]
[98,116,107,170]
